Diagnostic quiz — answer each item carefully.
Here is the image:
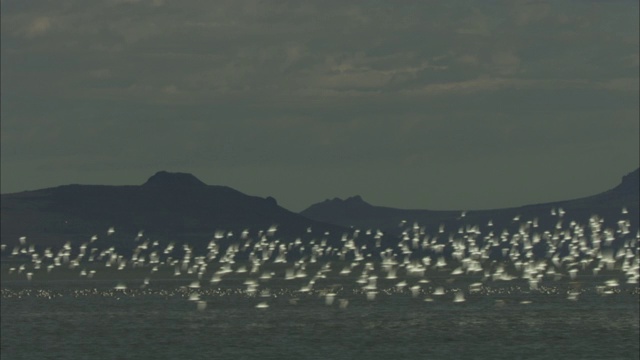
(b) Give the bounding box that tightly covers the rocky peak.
[142,171,207,189]
[613,168,639,194]
[320,195,371,207]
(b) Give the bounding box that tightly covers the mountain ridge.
[300,168,639,235]
[0,171,350,250]
[2,169,637,252]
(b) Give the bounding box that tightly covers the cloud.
[490,51,521,76]
[456,8,491,36]
[1,0,638,210]
[108,17,161,44]
[511,0,552,26]
[25,16,52,37]
[600,77,640,92]
[3,1,636,99]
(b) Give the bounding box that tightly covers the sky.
[1,0,638,212]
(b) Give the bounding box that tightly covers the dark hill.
[142,170,208,189]
[0,171,349,251]
[300,168,640,236]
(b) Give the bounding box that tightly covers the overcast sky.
[1,0,638,211]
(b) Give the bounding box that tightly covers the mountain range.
[0,171,348,251]
[301,168,639,236]
[1,168,638,252]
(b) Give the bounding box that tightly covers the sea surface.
[2,267,638,360]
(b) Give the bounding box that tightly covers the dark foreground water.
[2,275,638,360]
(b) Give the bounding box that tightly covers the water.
[2,213,638,359]
[2,274,638,360]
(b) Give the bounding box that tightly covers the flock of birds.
[1,207,638,310]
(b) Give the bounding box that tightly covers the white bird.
[325,293,336,306]
[255,302,269,309]
[114,283,127,290]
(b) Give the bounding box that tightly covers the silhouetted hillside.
[0,171,350,251]
[300,168,640,236]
